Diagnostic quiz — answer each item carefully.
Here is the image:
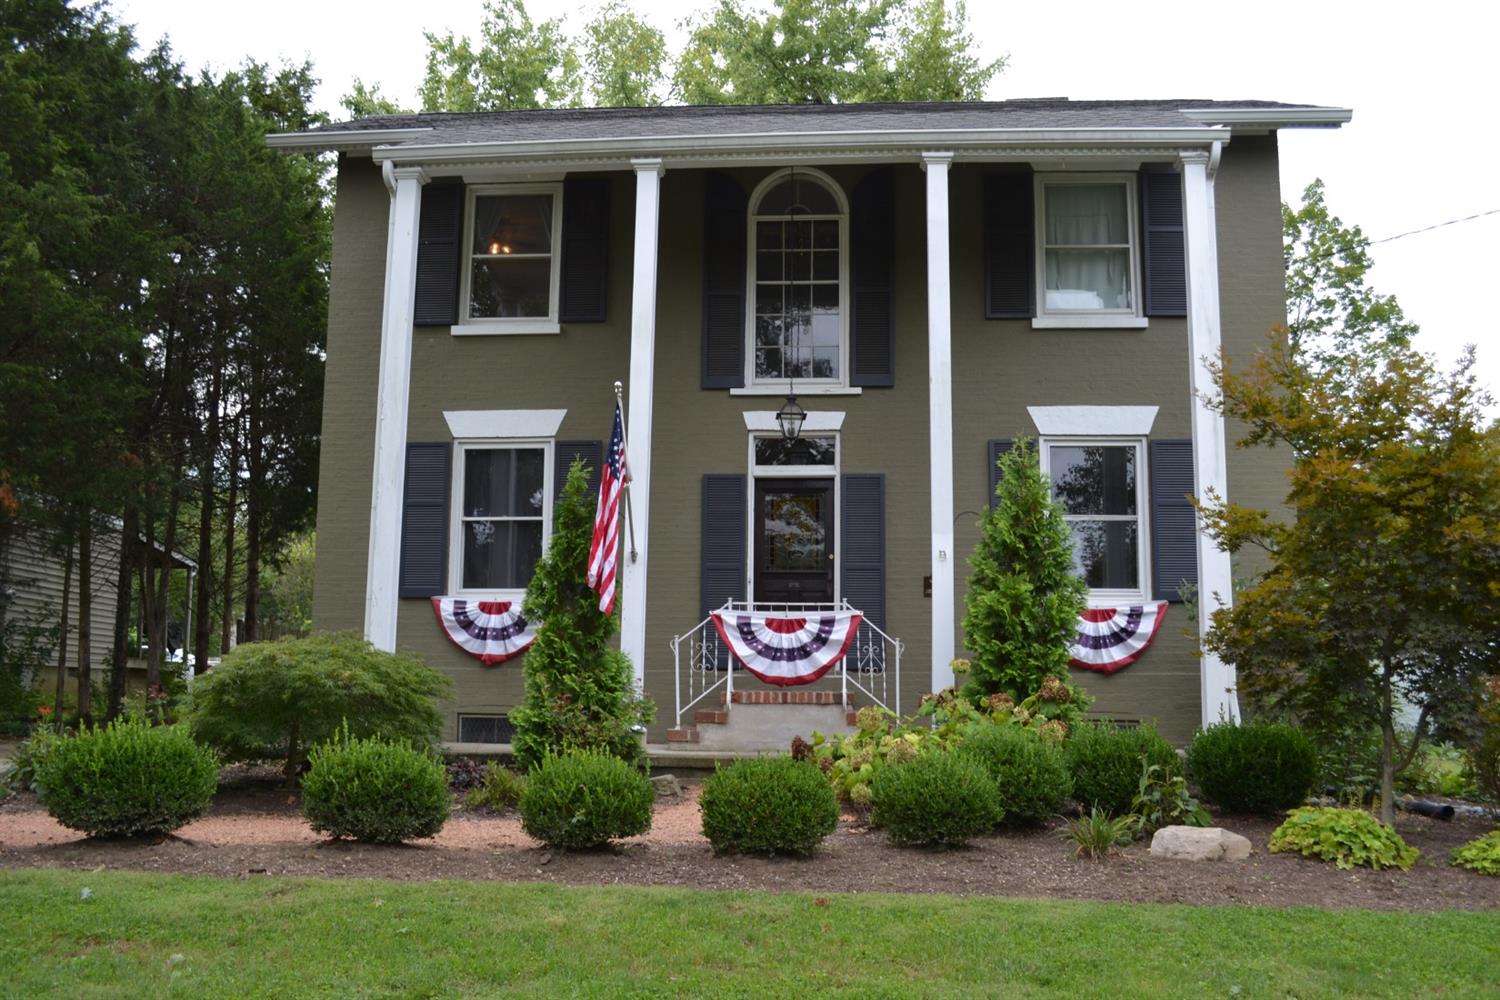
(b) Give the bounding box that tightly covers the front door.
[753,478,834,605]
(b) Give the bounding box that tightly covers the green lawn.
[0,870,1495,999]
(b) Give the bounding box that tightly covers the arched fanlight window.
[749,169,848,387]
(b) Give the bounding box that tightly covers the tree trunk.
[221,412,239,655]
[139,505,160,694]
[146,466,182,699]
[1378,669,1396,826]
[107,507,136,722]
[243,399,261,643]
[193,367,221,673]
[76,512,92,724]
[52,517,73,731]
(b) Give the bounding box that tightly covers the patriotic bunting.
[711,609,863,687]
[431,598,538,665]
[1068,603,1168,674]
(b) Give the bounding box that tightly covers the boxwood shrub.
[957,724,1072,826]
[871,750,1001,848]
[301,728,450,843]
[699,755,839,856]
[37,720,218,837]
[519,751,653,850]
[1187,722,1317,814]
[1065,722,1179,814]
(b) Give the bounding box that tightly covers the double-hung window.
[748,169,849,387]
[450,442,552,595]
[1041,439,1149,603]
[459,184,563,334]
[1034,174,1142,325]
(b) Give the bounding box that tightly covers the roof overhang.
[1179,106,1353,131]
[265,127,435,154]
[350,126,1237,176]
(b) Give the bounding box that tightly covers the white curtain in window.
[1044,184,1131,310]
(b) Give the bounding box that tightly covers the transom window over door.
[749,169,848,386]
[1035,175,1141,318]
[1042,440,1149,602]
[453,443,551,593]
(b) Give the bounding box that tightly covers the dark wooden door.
[753,478,835,605]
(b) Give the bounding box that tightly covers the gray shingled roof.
[299,99,1331,148]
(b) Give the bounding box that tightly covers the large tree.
[1283,179,1418,386]
[1199,341,1500,824]
[396,0,1003,114]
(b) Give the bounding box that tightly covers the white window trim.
[742,410,846,432]
[1031,173,1146,331]
[744,167,852,390]
[443,409,567,439]
[1027,405,1158,437]
[1039,435,1151,606]
[447,438,554,599]
[746,431,840,607]
[453,183,564,336]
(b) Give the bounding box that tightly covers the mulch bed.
[3,767,1496,912]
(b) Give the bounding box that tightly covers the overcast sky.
[114,0,1500,398]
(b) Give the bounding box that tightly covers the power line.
[1294,208,1500,264]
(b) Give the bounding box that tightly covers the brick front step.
[724,690,849,707]
[693,709,729,725]
[664,727,700,743]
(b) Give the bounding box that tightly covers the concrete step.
[695,693,858,753]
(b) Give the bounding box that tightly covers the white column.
[620,159,663,694]
[1181,147,1241,725]
[922,152,957,695]
[364,165,427,652]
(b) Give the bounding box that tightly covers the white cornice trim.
[443,409,567,439]
[742,410,846,432]
[1027,405,1159,436]
[1178,107,1352,128]
[366,126,1232,167]
[265,127,435,154]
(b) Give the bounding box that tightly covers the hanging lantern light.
[776,392,806,441]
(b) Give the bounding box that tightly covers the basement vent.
[457,714,514,745]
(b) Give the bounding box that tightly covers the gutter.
[1179,106,1353,128]
[365,125,1235,165]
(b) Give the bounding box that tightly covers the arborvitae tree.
[962,439,1087,700]
[510,459,651,771]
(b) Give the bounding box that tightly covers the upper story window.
[450,441,553,595]
[460,184,563,334]
[748,169,849,387]
[1035,174,1141,322]
[1041,438,1149,604]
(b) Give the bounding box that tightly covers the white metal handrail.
[669,600,902,728]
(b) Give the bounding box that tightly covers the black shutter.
[559,177,610,322]
[413,183,464,327]
[841,474,885,630]
[701,474,747,617]
[398,443,451,598]
[554,441,603,501]
[1141,168,1187,317]
[1150,439,1197,602]
[702,172,747,389]
[851,168,895,386]
[983,171,1034,319]
[987,439,1014,509]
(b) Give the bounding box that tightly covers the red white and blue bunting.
[1068,603,1168,674]
[711,609,863,687]
[431,598,537,666]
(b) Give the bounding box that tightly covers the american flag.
[587,400,630,615]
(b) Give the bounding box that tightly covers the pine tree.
[510,459,651,771]
[962,439,1087,700]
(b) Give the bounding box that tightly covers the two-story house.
[269,99,1350,749]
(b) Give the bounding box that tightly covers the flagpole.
[615,380,639,562]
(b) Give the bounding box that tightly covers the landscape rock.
[1150,826,1252,862]
[650,774,683,799]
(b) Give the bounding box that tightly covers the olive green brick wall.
[313,136,1288,745]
